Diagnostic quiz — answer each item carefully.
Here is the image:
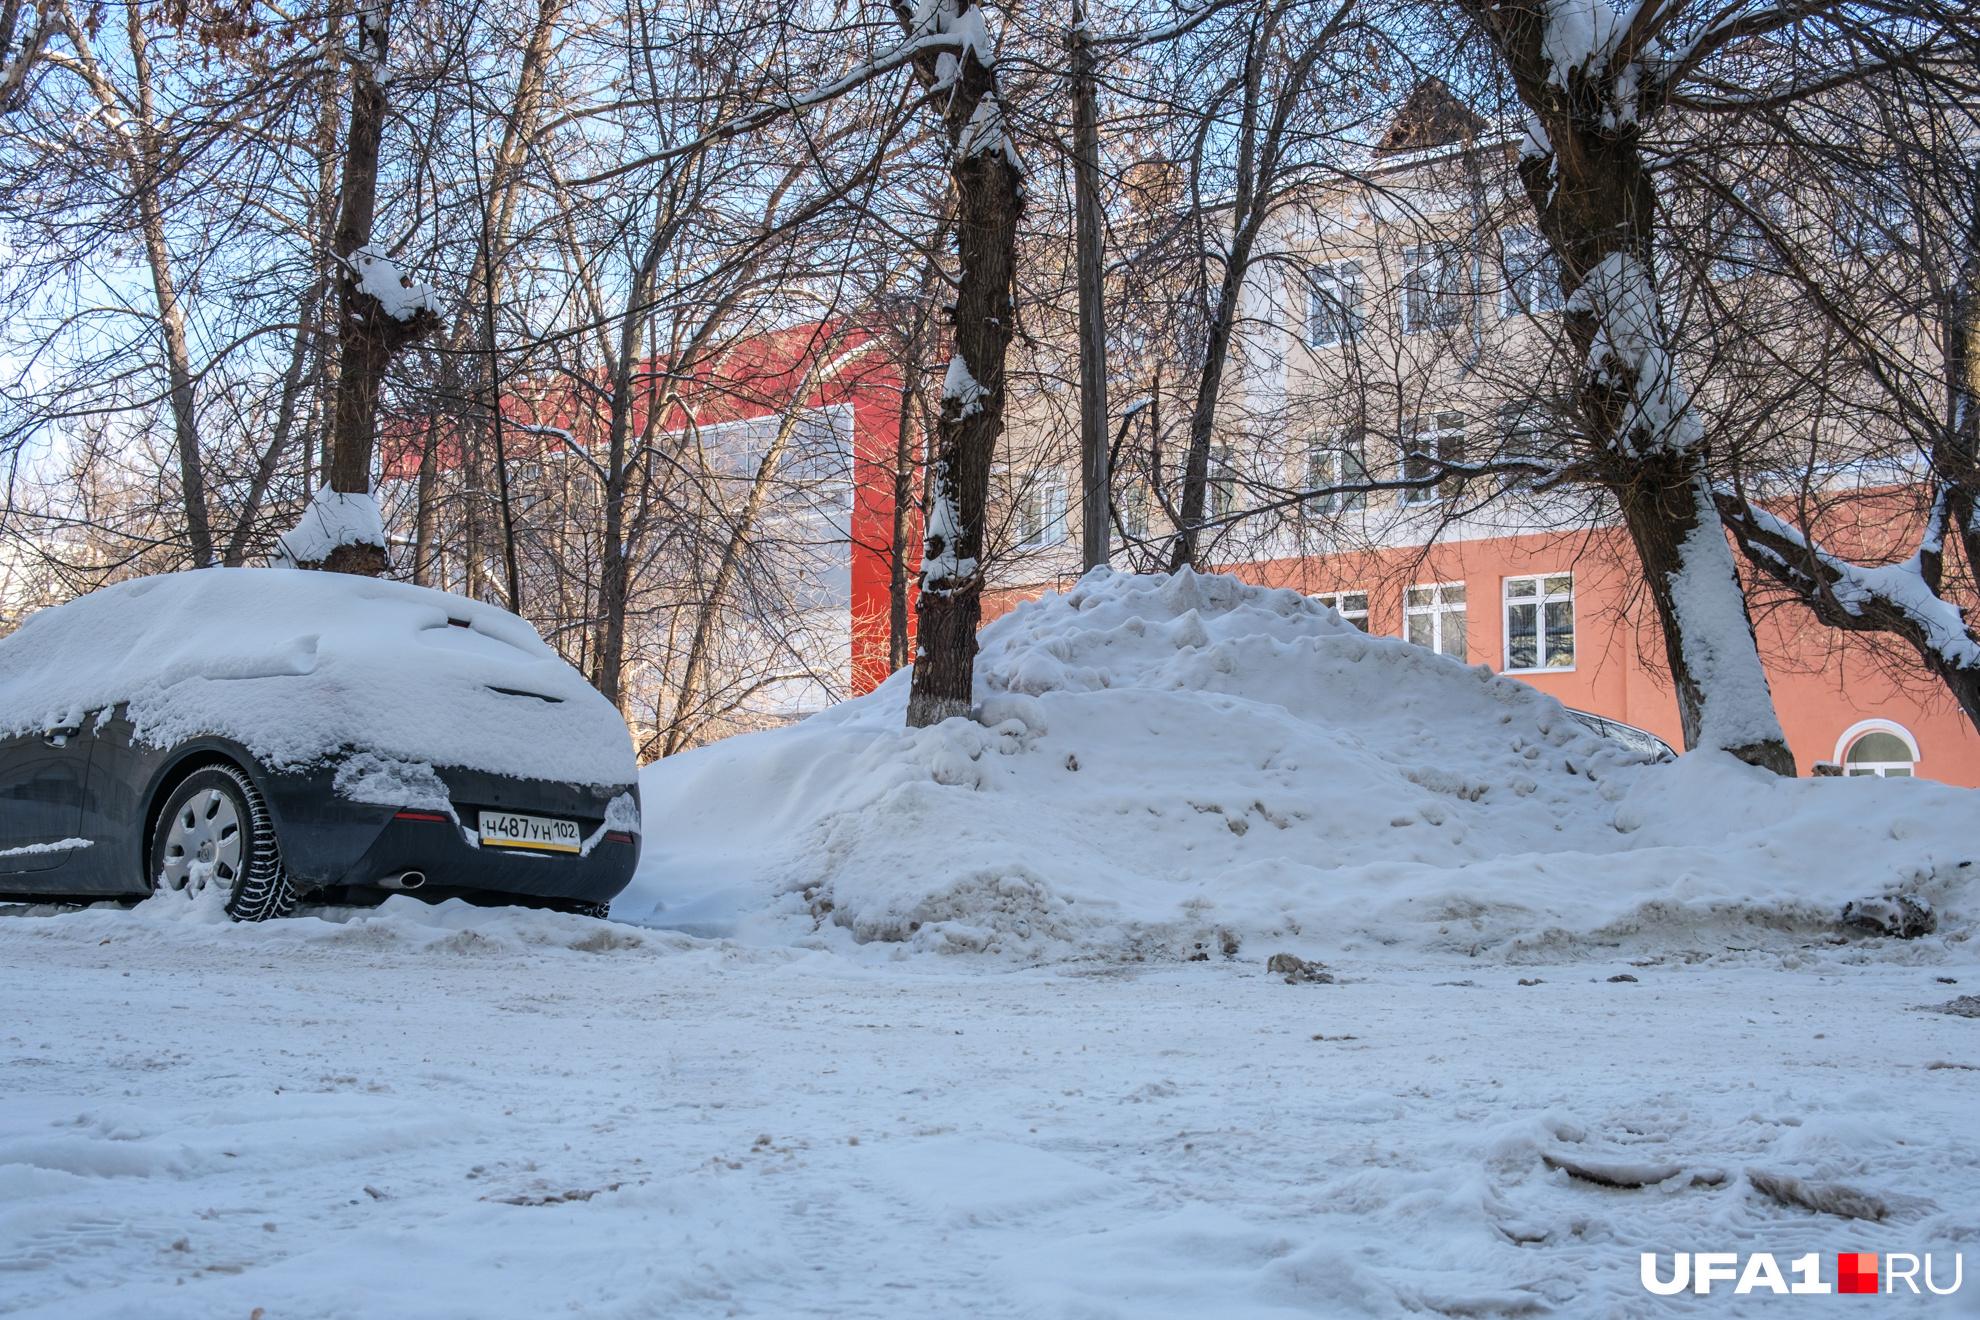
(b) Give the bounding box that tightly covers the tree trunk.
[1717,490,1980,737]
[1714,215,1980,742]
[1169,244,1252,571]
[1461,0,1795,773]
[890,367,921,672]
[453,0,562,606]
[322,0,434,576]
[1942,214,1980,604]
[901,0,1023,728]
[1163,7,1348,571]
[131,122,211,565]
[63,6,212,565]
[1071,4,1110,571]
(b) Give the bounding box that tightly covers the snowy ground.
[7,569,1978,1315]
[1,897,1977,1318]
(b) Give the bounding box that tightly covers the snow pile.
[271,487,388,566]
[0,568,636,786]
[623,567,1975,960]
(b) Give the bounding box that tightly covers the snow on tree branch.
[1731,495,1980,671]
[272,488,389,568]
[345,246,440,322]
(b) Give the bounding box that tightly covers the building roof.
[1374,77,1488,156]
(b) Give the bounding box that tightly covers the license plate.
[478,810,581,854]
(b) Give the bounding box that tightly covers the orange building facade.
[981,528,1980,788]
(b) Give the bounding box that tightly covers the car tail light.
[394,810,450,822]
[603,830,635,845]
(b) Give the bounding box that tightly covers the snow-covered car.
[0,569,640,919]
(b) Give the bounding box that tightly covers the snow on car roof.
[0,568,636,786]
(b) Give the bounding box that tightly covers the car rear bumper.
[260,761,641,909]
[345,810,639,905]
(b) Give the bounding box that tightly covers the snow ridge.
[625,568,1971,961]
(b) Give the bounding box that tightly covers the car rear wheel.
[150,764,297,922]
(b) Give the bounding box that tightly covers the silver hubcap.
[161,788,243,893]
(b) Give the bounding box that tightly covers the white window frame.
[1303,430,1369,516]
[1118,479,1150,538]
[1834,718,1920,778]
[1496,400,1563,491]
[1402,411,1466,506]
[1016,471,1068,548]
[1401,244,1465,335]
[1208,443,1237,520]
[1499,226,1564,318]
[1404,581,1467,659]
[1503,572,1575,672]
[1306,260,1364,348]
[1316,590,1369,631]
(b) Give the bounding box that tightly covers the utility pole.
[1070,0,1110,570]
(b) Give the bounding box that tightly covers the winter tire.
[150,764,297,922]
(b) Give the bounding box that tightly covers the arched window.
[1843,729,1916,777]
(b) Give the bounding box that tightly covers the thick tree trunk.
[1071,5,1110,571]
[908,157,1019,724]
[1463,0,1795,773]
[1614,463,1792,769]
[900,0,1022,727]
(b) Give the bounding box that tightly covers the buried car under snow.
[0,568,639,919]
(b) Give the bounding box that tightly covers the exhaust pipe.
[379,871,425,890]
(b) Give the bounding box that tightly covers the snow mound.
[622,568,1977,962]
[0,568,636,786]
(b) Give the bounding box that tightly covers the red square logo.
[1839,1253,1879,1294]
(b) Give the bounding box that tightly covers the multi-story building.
[976,81,1980,786]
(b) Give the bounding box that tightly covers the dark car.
[0,568,641,920]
